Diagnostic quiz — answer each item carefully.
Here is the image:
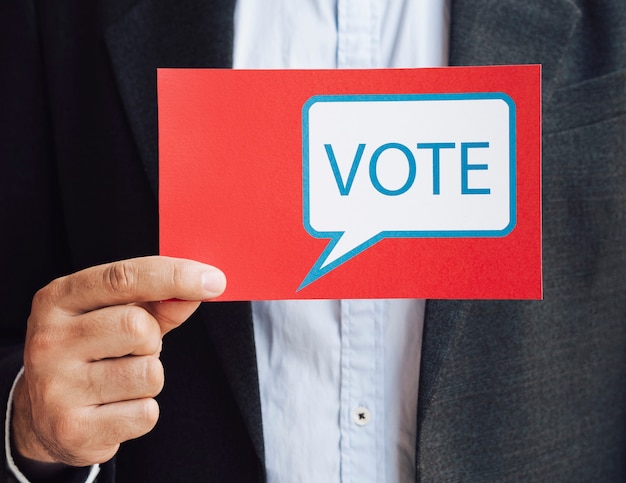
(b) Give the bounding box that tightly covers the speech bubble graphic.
[299,93,516,290]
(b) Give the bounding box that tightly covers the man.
[1,0,625,482]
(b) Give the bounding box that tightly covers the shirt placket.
[337,0,379,69]
[340,299,385,482]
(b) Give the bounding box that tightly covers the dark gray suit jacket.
[1,0,625,481]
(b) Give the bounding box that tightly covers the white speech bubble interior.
[301,93,515,289]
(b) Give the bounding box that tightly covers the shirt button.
[353,407,371,426]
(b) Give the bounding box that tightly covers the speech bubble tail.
[297,271,324,292]
[297,249,337,291]
[297,230,384,292]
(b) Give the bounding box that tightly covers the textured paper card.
[158,65,542,300]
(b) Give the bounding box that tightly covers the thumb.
[145,266,227,335]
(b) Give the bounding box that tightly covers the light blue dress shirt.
[233,1,449,482]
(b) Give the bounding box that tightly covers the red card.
[158,66,541,300]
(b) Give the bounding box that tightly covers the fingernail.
[202,268,226,295]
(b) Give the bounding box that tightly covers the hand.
[11,256,226,468]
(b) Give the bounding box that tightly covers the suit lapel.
[200,302,265,464]
[416,0,580,478]
[418,300,473,418]
[102,0,236,195]
[448,0,581,103]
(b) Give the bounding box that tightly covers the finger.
[39,256,226,315]
[92,397,160,447]
[141,299,202,336]
[30,355,164,409]
[85,355,164,405]
[53,399,160,466]
[37,305,163,362]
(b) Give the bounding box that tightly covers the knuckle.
[31,285,53,312]
[120,306,160,352]
[104,261,137,296]
[23,330,71,375]
[25,328,57,363]
[25,290,71,366]
[30,279,65,318]
[120,306,150,339]
[170,262,184,289]
[35,376,64,407]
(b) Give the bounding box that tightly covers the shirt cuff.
[5,367,100,483]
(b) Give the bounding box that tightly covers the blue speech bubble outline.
[299,92,517,291]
